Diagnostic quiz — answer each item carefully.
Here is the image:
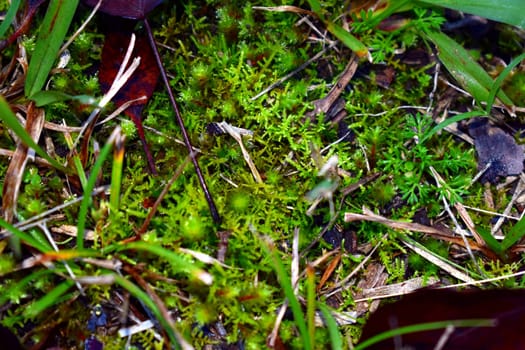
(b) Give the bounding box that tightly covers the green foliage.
[380,113,473,205]
[25,0,79,98]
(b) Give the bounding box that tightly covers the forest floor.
[1,1,525,349]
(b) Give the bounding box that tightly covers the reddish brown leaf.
[359,288,525,350]
[82,0,162,19]
[317,253,341,292]
[99,30,160,173]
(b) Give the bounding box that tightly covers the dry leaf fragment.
[468,118,524,183]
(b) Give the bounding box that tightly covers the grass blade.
[421,111,486,144]
[476,227,503,257]
[0,218,51,252]
[112,275,180,347]
[427,31,513,106]
[112,241,213,285]
[317,303,343,349]
[0,96,67,171]
[355,318,495,350]
[25,0,79,98]
[76,127,121,249]
[109,132,125,217]
[266,243,312,350]
[0,0,21,38]
[485,52,525,114]
[23,280,75,318]
[417,0,525,29]
[501,214,525,251]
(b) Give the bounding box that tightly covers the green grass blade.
[307,0,368,58]
[485,52,525,114]
[0,0,21,38]
[25,0,79,98]
[355,318,495,350]
[76,128,119,249]
[306,264,315,343]
[113,242,212,285]
[427,31,513,106]
[306,0,321,16]
[109,133,125,216]
[0,218,51,252]
[31,90,97,107]
[476,227,503,257]
[416,0,525,29]
[326,21,369,58]
[421,111,486,144]
[113,275,180,347]
[317,303,343,349]
[501,214,525,251]
[267,245,312,350]
[0,96,67,171]
[23,280,75,318]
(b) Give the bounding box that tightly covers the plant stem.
[143,18,220,224]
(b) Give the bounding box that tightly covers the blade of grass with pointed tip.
[109,132,125,221]
[325,21,369,58]
[23,279,75,318]
[111,241,212,285]
[427,31,513,107]
[76,128,121,249]
[0,96,67,172]
[485,52,525,114]
[112,274,180,347]
[25,0,78,98]
[416,0,525,29]
[31,90,97,107]
[501,214,525,251]
[421,111,486,144]
[0,218,52,252]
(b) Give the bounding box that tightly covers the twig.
[144,18,220,224]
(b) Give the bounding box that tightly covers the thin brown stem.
[143,18,220,224]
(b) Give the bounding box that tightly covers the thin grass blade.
[0,0,21,38]
[355,319,495,350]
[76,127,121,249]
[427,31,513,107]
[0,218,51,252]
[25,0,79,98]
[317,303,343,349]
[23,279,75,318]
[416,0,525,29]
[0,96,67,171]
[113,241,213,285]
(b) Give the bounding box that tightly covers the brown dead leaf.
[317,252,341,292]
[2,102,44,223]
